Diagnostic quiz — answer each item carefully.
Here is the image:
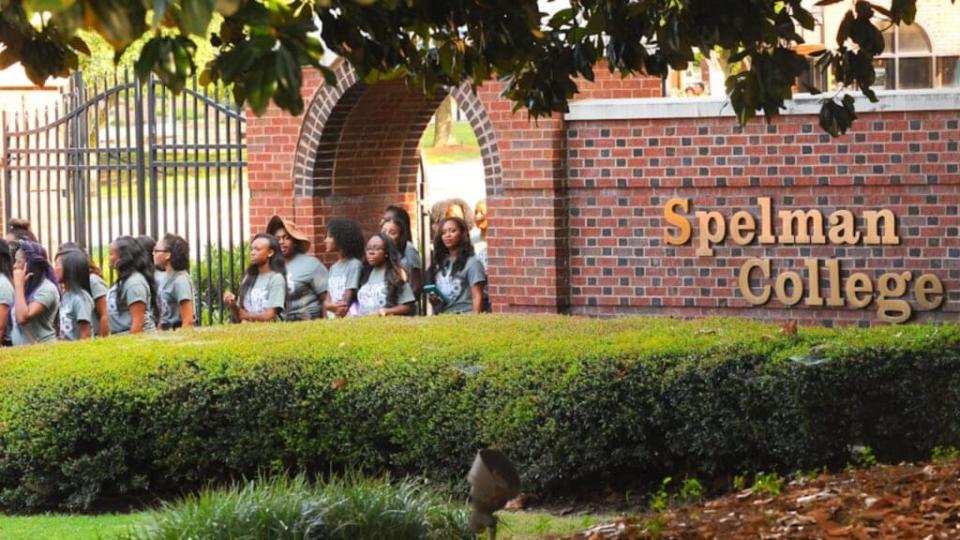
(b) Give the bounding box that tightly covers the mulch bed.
[565,459,960,539]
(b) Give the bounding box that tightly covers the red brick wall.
[565,112,960,325]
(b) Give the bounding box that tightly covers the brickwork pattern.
[565,112,960,325]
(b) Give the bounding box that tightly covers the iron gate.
[0,71,248,324]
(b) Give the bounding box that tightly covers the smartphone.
[423,284,449,304]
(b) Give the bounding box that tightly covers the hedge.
[0,316,958,512]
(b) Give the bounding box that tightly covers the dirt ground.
[557,458,960,539]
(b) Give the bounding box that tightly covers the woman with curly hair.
[357,232,415,317]
[12,241,60,345]
[107,236,158,334]
[427,216,487,314]
[322,218,365,319]
[223,233,286,323]
[154,233,196,330]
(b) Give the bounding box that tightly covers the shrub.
[0,316,957,512]
[121,474,471,540]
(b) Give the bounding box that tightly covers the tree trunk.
[433,95,459,147]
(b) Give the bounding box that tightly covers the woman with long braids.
[266,215,327,321]
[223,233,286,323]
[11,241,60,345]
[0,240,15,345]
[357,233,415,317]
[153,234,196,330]
[57,242,109,337]
[380,213,423,298]
[427,216,487,315]
[55,249,95,341]
[322,218,365,319]
[107,236,158,334]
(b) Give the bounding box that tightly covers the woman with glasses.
[153,234,196,330]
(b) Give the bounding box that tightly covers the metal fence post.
[134,76,147,236]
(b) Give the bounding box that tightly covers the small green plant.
[751,472,783,496]
[678,478,703,504]
[850,445,878,469]
[733,473,748,492]
[932,445,960,462]
[650,477,671,513]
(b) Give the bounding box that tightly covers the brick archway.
[290,60,503,241]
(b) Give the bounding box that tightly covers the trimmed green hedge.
[0,316,958,511]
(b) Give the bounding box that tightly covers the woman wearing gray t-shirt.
[427,217,488,315]
[322,218,365,319]
[266,215,327,321]
[55,249,95,341]
[12,241,61,345]
[107,236,158,334]
[0,240,15,345]
[153,234,196,330]
[223,233,287,323]
[357,233,416,317]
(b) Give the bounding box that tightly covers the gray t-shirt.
[402,244,422,273]
[12,278,60,345]
[326,258,362,319]
[90,273,108,336]
[357,267,416,316]
[433,256,486,314]
[241,271,286,321]
[157,270,195,327]
[60,289,94,341]
[284,254,328,321]
[0,274,14,343]
[108,271,157,334]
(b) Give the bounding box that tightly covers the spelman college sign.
[663,198,946,324]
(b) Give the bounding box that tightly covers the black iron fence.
[1,71,247,324]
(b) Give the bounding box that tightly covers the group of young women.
[0,219,195,346]
[222,205,489,324]
[0,202,489,345]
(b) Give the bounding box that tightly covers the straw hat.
[266,215,311,251]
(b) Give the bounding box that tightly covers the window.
[874,23,952,90]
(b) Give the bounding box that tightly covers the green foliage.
[750,472,783,496]
[120,474,472,540]
[0,0,938,135]
[850,445,878,469]
[0,316,958,512]
[678,478,703,504]
[931,445,960,462]
[732,473,748,492]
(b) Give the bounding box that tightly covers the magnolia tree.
[0,0,946,135]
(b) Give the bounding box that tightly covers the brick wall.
[565,111,960,325]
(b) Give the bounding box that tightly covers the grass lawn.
[421,120,481,164]
[0,513,145,540]
[0,510,611,539]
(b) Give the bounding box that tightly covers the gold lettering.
[863,209,900,245]
[778,209,826,244]
[915,273,945,311]
[738,258,771,304]
[828,210,861,245]
[775,271,804,306]
[877,271,912,323]
[663,198,692,245]
[803,259,824,306]
[695,211,726,256]
[825,259,844,307]
[846,272,873,309]
[757,197,775,244]
[729,211,756,245]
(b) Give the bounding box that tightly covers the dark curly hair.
[161,234,190,272]
[360,233,406,306]
[429,216,474,277]
[325,218,365,260]
[112,235,160,320]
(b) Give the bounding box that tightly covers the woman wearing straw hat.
[266,215,328,321]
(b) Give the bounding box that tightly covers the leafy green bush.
[121,475,471,540]
[0,316,957,512]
